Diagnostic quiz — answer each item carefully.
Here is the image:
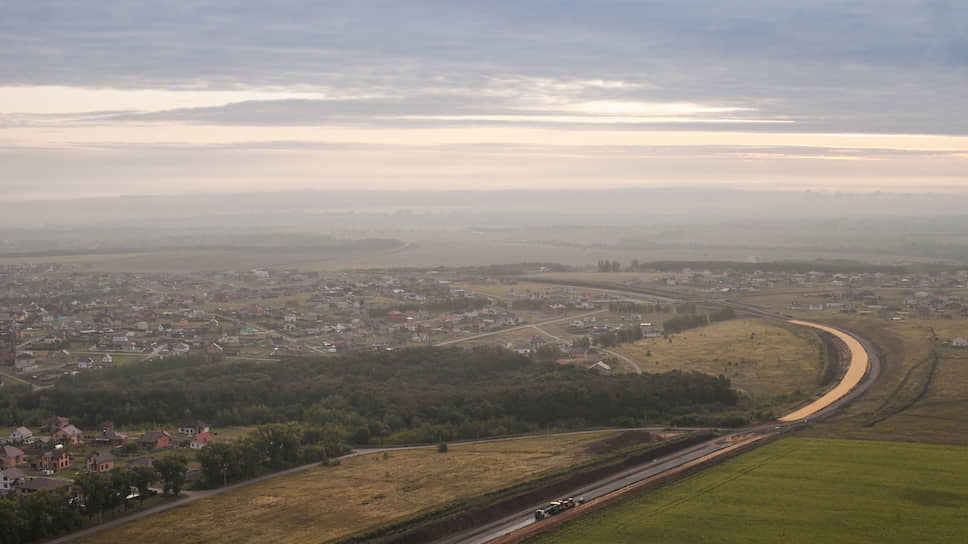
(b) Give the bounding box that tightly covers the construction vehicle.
[534,497,585,520]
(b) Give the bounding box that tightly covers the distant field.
[612,318,823,403]
[527,437,968,544]
[72,432,619,544]
[1,232,947,274]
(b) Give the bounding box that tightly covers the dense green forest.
[0,347,744,444]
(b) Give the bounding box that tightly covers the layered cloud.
[1,1,966,199]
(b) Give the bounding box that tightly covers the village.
[1,260,967,532]
[2,262,968,487]
[2,263,968,386]
[1,414,209,498]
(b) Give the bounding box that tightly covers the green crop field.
[527,437,968,544]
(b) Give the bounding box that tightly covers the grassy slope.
[613,318,822,402]
[71,432,617,544]
[797,316,968,445]
[527,437,968,544]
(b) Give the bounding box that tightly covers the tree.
[437,442,448,453]
[74,472,113,522]
[108,468,133,512]
[197,442,235,487]
[254,423,303,468]
[129,465,160,504]
[154,454,188,496]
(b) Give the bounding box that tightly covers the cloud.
[1,1,966,198]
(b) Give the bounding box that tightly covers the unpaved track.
[779,320,870,422]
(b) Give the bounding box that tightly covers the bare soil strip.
[778,320,870,422]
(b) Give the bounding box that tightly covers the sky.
[2,1,967,201]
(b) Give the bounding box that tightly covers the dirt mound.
[583,430,655,456]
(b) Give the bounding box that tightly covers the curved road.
[433,317,881,544]
[47,308,879,544]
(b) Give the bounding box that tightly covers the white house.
[5,427,34,445]
[14,352,38,373]
[0,468,25,496]
[953,337,968,348]
[590,361,612,375]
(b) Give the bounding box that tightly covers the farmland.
[526,437,968,544]
[71,432,620,544]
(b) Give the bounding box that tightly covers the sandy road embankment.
[778,320,870,422]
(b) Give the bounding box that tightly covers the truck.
[534,497,585,520]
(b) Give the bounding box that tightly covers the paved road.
[429,316,881,544]
[435,436,743,544]
[435,310,605,346]
[602,349,642,374]
[45,427,696,543]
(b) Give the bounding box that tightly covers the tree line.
[663,307,736,335]
[0,458,184,544]
[0,346,746,446]
[196,423,349,488]
[592,325,644,348]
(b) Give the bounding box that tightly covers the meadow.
[612,318,823,403]
[71,432,618,544]
[526,437,968,544]
[798,316,968,445]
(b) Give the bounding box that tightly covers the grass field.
[793,316,968,445]
[612,319,823,403]
[72,432,619,544]
[526,437,968,544]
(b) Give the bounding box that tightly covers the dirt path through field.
[778,320,869,422]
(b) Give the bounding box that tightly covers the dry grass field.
[72,432,619,544]
[612,318,823,403]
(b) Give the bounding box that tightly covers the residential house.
[41,416,70,433]
[53,424,84,446]
[13,476,72,496]
[590,361,612,375]
[76,356,95,369]
[190,432,212,449]
[0,467,25,496]
[86,452,117,473]
[5,427,34,445]
[0,446,25,468]
[13,352,38,373]
[126,457,153,468]
[93,430,127,447]
[178,420,209,436]
[171,342,190,354]
[33,450,70,472]
[137,431,171,449]
[953,337,968,348]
